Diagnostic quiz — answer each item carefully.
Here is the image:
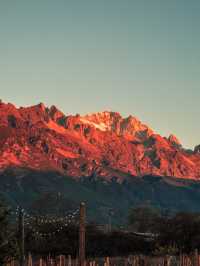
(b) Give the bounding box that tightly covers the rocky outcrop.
[49,105,65,122]
[168,134,182,148]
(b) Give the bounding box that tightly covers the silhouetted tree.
[128,205,161,233]
[156,212,200,253]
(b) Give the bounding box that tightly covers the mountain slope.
[0,101,200,180]
[1,168,200,224]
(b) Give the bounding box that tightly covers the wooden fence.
[5,253,200,266]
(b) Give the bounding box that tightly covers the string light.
[12,206,80,239]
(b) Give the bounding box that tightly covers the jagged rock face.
[168,134,182,148]
[0,101,200,180]
[49,105,65,122]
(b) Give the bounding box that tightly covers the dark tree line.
[128,206,200,254]
[25,223,151,257]
[0,201,18,265]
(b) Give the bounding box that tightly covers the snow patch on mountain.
[80,118,108,131]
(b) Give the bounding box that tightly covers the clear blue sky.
[0,0,199,148]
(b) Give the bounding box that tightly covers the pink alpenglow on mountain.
[0,101,200,180]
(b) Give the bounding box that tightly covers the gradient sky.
[0,0,199,148]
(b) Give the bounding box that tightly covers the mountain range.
[0,100,199,179]
[0,100,200,224]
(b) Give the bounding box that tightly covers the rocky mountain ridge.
[0,100,200,180]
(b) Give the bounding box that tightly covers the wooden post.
[195,250,199,266]
[63,256,66,266]
[18,207,25,266]
[59,256,63,266]
[28,253,32,266]
[39,258,43,266]
[79,202,86,266]
[68,255,72,266]
[105,258,110,266]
